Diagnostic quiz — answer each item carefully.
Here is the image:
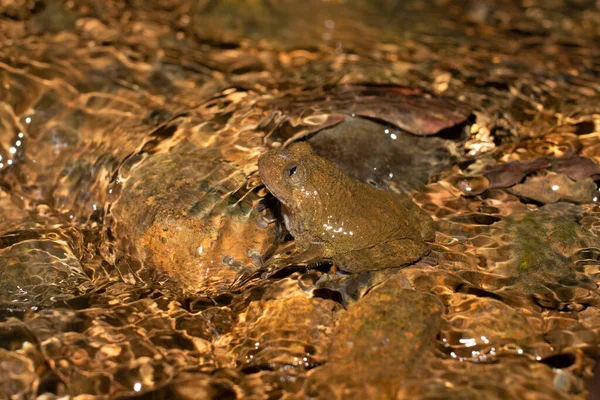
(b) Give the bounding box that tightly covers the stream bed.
[0,1,599,399]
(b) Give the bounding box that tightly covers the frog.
[258,141,435,273]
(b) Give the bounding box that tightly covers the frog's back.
[330,185,434,272]
[321,176,433,252]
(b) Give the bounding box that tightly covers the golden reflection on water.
[0,0,599,399]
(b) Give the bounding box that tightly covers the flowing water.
[0,0,599,399]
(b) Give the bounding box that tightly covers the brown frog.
[258,141,435,273]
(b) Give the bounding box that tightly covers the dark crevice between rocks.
[312,288,344,305]
[455,284,504,302]
[539,352,576,369]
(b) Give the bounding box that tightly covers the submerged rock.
[166,371,241,400]
[477,155,599,200]
[443,294,540,348]
[476,203,600,277]
[308,268,402,306]
[231,288,342,373]
[308,116,460,193]
[108,145,275,294]
[0,348,38,399]
[398,357,570,399]
[300,280,443,398]
[510,172,597,204]
[265,85,472,145]
[0,227,90,308]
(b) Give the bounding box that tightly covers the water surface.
[0,0,599,398]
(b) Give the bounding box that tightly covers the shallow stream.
[0,1,599,399]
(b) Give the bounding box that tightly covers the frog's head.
[258,141,321,209]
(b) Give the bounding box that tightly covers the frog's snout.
[257,151,278,184]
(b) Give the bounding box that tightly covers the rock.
[108,145,275,294]
[476,203,600,276]
[0,228,90,308]
[510,172,596,204]
[231,287,342,372]
[443,294,539,347]
[168,372,240,400]
[300,280,443,398]
[0,348,38,399]
[308,116,460,193]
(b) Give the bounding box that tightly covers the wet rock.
[29,299,210,398]
[476,203,600,277]
[508,216,571,276]
[231,285,342,373]
[309,268,401,306]
[483,155,600,193]
[447,174,490,196]
[75,18,120,43]
[307,116,460,192]
[398,358,570,399]
[0,348,38,399]
[167,371,240,400]
[510,172,597,204]
[265,85,471,150]
[328,285,443,365]
[329,85,472,137]
[300,280,443,398]
[0,228,90,308]
[0,0,36,20]
[29,1,76,33]
[108,145,275,294]
[442,294,540,357]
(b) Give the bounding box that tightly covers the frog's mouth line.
[258,171,289,207]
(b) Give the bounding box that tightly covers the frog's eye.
[284,163,306,186]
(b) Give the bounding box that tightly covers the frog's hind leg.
[334,239,429,273]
